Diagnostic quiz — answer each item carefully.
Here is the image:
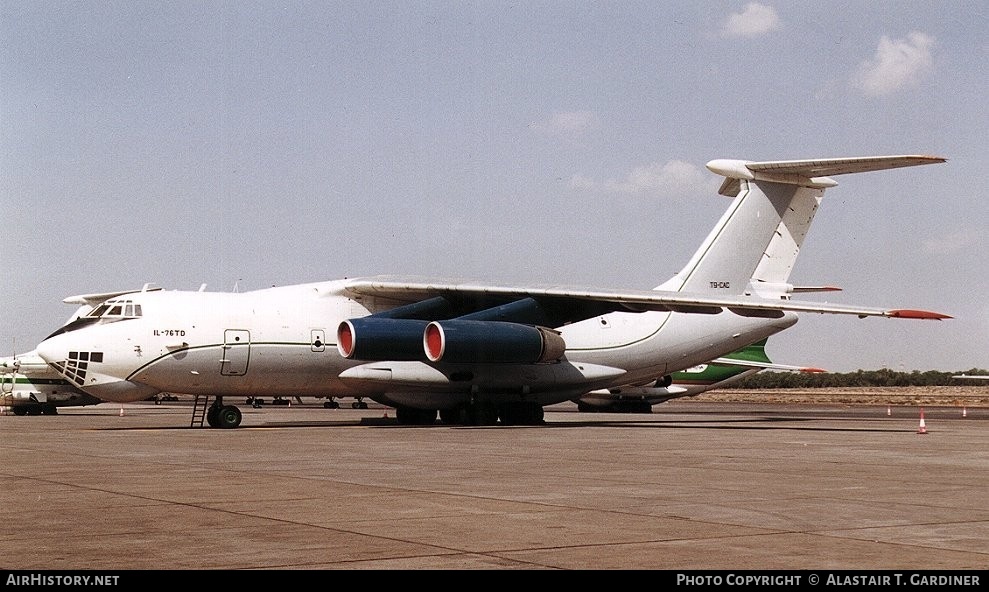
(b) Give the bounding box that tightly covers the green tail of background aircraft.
[574,339,824,413]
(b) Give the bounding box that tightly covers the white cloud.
[721,3,780,38]
[923,228,978,255]
[852,32,934,97]
[530,110,600,138]
[571,160,717,197]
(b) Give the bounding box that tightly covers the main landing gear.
[320,397,366,409]
[394,401,545,426]
[10,404,58,416]
[207,400,242,429]
[193,396,243,429]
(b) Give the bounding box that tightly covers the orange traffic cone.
[917,408,927,434]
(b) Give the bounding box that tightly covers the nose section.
[36,334,69,366]
[36,333,91,388]
[36,333,158,402]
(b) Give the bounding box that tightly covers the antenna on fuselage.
[199,284,207,292]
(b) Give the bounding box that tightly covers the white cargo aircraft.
[33,155,949,428]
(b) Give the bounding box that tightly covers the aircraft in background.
[952,374,989,380]
[1,351,102,415]
[33,155,948,428]
[1,286,167,416]
[574,339,824,412]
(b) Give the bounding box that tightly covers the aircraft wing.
[952,375,989,380]
[708,358,826,373]
[342,277,951,321]
[0,352,54,376]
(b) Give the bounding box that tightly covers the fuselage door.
[220,329,251,376]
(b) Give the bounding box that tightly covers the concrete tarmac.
[1,400,986,571]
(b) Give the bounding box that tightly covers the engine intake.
[337,318,429,361]
[423,320,566,364]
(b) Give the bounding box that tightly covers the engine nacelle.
[337,318,430,361]
[423,320,566,364]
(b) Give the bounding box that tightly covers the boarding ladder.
[191,395,212,428]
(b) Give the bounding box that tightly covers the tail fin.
[723,338,771,364]
[657,155,945,295]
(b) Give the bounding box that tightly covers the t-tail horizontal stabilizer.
[707,155,947,197]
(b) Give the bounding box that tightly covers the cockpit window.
[45,298,142,340]
[89,304,110,318]
[86,299,142,319]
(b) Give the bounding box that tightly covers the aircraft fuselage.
[35,279,796,409]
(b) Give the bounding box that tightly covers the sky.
[2,1,987,373]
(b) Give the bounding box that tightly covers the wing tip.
[888,309,953,320]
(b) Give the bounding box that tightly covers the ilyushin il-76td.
[34,155,949,428]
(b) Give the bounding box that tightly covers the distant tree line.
[733,369,989,388]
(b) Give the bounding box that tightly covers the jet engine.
[337,318,430,361]
[423,320,566,364]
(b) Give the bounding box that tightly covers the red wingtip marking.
[889,309,953,320]
[801,367,828,373]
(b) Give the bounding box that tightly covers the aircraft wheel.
[357,401,368,409]
[498,404,520,426]
[576,402,596,413]
[501,403,544,425]
[323,400,339,409]
[466,402,498,426]
[216,405,242,429]
[395,407,414,425]
[396,407,436,425]
[528,404,544,424]
[41,405,59,416]
[206,404,221,428]
[439,407,465,425]
[26,406,42,416]
[12,406,28,416]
